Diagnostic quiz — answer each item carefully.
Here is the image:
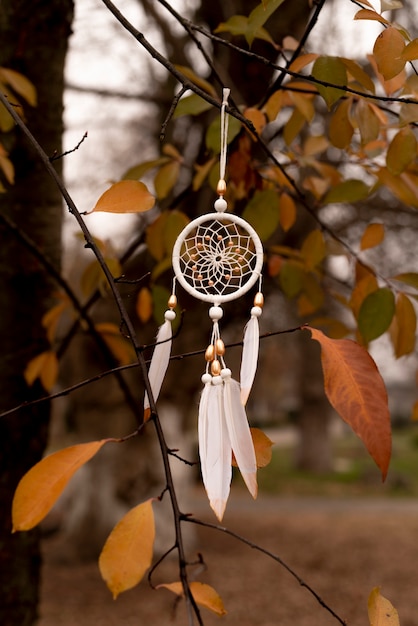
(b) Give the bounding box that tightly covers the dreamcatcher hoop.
[172,210,263,304]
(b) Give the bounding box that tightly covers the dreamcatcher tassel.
[143,294,177,415]
[222,369,257,499]
[240,291,264,406]
[198,374,232,521]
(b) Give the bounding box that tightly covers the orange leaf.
[92,180,155,213]
[95,322,136,365]
[244,107,266,137]
[373,27,406,81]
[368,587,400,626]
[232,428,274,468]
[24,350,59,392]
[158,582,227,616]
[386,127,417,175]
[136,287,153,324]
[99,500,155,599]
[390,293,417,358]
[12,440,111,531]
[279,192,297,232]
[360,223,385,250]
[307,327,391,480]
[354,9,389,25]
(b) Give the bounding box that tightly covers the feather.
[144,316,172,411]
[199,380,231,521]
[240,311,260,406]
[223,373,257,499]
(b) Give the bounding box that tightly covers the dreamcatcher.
[145,89,264,520]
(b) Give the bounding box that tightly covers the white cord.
[219,88,230,182]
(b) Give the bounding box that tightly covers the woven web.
[177,218,258,299]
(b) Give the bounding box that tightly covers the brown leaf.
[307,327,391,480]
[12,440,111,531]
[92,180,155,213]
[99,500,155,599]
[136,287,153,324]
[360,223,385,250]
[24,351,59,392]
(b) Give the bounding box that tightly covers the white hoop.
[172,212,263,304]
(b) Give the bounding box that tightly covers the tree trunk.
[0,2,73,624]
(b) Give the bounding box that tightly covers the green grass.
[257,427,418,498]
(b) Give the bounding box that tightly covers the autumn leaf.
[232,428,274,468]
[158,581,227,616]
[307,327,391,480]
[99,500,155,599]
[390,293,416,357]
[136,287,153,324]
[368,587,400,626]
[373,27,406,80]
[360,223,385,250]
[95,322,136,365]
[12,440,112,532]
[24,350,59,392]
[386,127,417,175]
[91,180,155,213]
[312,56,347,109]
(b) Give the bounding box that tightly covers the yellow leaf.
[92,180,155,214]
[12,440,111,531]
[192,157,217,191]
[154,160,180,200]
[288,53,319,73]
[136,287,153,324]
[368,587,400,626]
[329,99,354,149]
[0,67,37,106]
[373,27,406,80]
[174,65,216,97]
[263,90,284,121]
[99,500,155,599]
[390,293,417,357]
[279,192,297,232]
[360,223,385,250]
[158,582,227,616]
[24,351,59,392]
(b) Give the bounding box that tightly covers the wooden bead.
[216,179,227,196]
[215,339,225,356]
[254,292,264,308]
[168,294,177,309]
[211,359,221,376]
[205,345,215,362]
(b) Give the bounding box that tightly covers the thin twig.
[184,516,347,626]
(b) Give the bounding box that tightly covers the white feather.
[199,382,231,521]
[144,319,172,410]
[240,314,259,406]
[223,376,257,499]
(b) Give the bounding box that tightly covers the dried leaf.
[12,440,111,531]
[92,180,155,214]
[158,582,227,616]
[354,9,389,25]
[99,500,155,599]
[307,327,391,480]
[0,67,37,105]
[312,56,347,109]
[360,223,385,250]
[402,38,418,61]
[368,587,400,626]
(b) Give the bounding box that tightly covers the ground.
[39,488,418,626]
